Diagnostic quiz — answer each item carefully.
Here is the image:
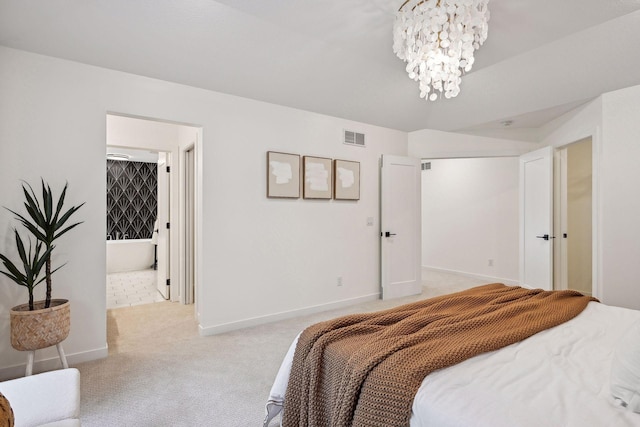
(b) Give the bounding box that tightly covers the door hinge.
[166,222,170,229]
[166,279,170,287]
[166,166,171,173]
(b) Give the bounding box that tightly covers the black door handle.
[535,234,555,241]
[384,231,397,238]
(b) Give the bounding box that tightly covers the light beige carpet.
[75,270,486,426]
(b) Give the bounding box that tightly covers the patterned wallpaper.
[106,160,157,240]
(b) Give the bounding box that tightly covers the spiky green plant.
[0,230,56,310]
[6,179,84,308]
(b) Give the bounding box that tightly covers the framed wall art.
[303,156,333,199]
[267,151,300,198]
[333,159,360,200]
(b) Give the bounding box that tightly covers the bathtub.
[106,238,155,273]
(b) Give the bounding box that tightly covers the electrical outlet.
[488,259,494,267]
[337,276,343,286]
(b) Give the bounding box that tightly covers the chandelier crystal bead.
[393,0,490,101]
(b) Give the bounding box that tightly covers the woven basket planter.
[10,299,70,351]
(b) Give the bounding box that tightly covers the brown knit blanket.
[282,283,596,427]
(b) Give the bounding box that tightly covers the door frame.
[556,130,601,301]
[554,148,569,291]
[177,127,203,313]
[106,113,203,306]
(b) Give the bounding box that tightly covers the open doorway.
[106,113,201,309]
[420,156,520,287]
[555,138,593,295]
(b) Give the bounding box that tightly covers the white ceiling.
[2,0,640,134]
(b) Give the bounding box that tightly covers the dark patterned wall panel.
[106,160,157,240]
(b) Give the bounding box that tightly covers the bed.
[264,284,640,427]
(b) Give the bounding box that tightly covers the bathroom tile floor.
[106,269,166,309]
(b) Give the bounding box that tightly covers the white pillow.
[611,320,640,412]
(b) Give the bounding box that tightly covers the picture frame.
[267,151,300,198]
[303,156,333,199]
[333,159,360,201]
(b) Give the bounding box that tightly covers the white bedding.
[265,301,640,426]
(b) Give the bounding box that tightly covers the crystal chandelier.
[393,0,490,101]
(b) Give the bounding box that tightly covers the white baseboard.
[0,345,108,381]
[199,293,380,336]
[422,266,519,286]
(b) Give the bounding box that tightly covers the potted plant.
[0,180,83,352]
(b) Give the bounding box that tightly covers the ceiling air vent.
[344,130,365,147]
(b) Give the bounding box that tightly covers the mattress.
[265,301,640,426]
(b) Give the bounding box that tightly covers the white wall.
[539,100,603,148]
[421,158,519,283]
[0,50,109,377]
[107,114,183,149]
[0,46,407,377]
[538,88,640,310]
[408,128,539,159]
[599,85,640,309]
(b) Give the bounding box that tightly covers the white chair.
[0,368,80,427]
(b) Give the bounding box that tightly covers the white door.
[519,146,554,290]
[380,155,422,300]
[156,153,170,299]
